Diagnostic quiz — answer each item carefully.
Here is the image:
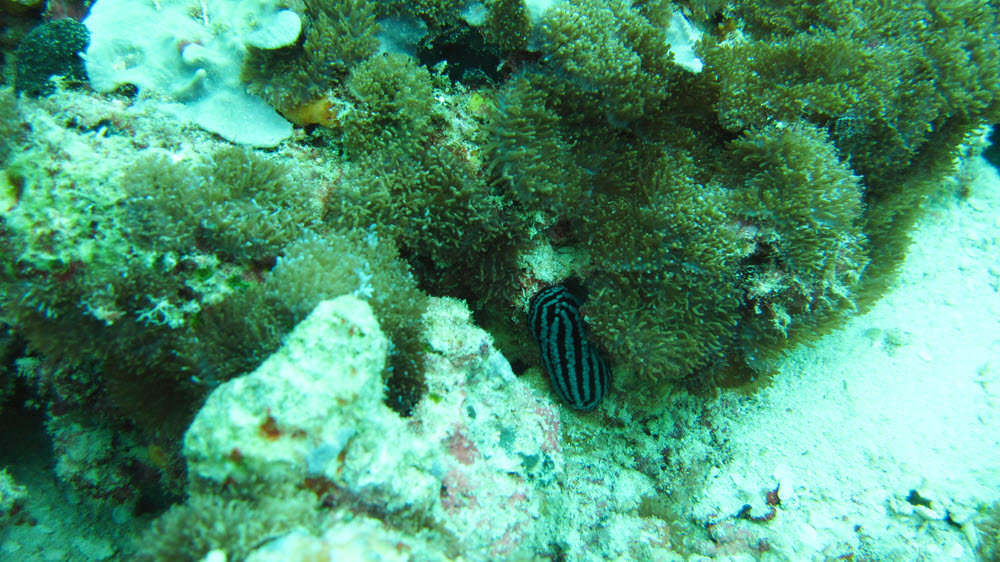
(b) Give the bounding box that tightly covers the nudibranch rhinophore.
[527,284,611,410]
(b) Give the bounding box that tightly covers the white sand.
[687,155,1000,559]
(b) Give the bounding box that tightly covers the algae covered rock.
[0,468,28,528]
[183,296,438,511]
[175,294,672,559]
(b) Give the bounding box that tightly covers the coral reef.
[538,0,677,126]
[0,101,431,431]
[83,0,300,146]
[704,0,1000,290]
[263,230,430,414]
[47,413,151,508]
[483,0,530,54]
[340,52,436,154]
[0,468,28,528]
[122,146,318,263]
[1,141,304,433]
[977,500,1000,561]
[242,0,381,116]
[472,0,1000,388]
[136,490,328,562]
[0,0,998,559]
[13,19,89,97]
[177,296,677,559]
[0,88,23,164]
[242,515,453,562]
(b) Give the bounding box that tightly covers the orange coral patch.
[283,97,340,128]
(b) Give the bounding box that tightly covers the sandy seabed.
[689,154,1000,560]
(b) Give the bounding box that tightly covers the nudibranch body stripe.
[527,285,611,410]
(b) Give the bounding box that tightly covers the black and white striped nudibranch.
[527,284,611,411]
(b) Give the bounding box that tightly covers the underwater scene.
[1,0,999,559]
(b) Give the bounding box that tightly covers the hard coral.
[14,19,89,97]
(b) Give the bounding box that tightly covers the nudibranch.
[527,284,611,410]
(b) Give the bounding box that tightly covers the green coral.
[472,0,1000,390]
[702,30,873,132]
[728,0,857,39]
[0,87,22,163]
[728,122,868,343]
[242,0,380,114]
[123,146,318,263]
[1,0,998,446]
[136,489,325,562]
[484,0,530,53]
[324,55,526,308]
[330,135,522,310]
[538,0,676,126]
[376,0,464,27]
[704,0,1000,295]
[977,500,1000,561]
[14,19,89,97]
[264,229,430,414]
[0,144,323,433]
[486,74,587,216]
[581,148,743,381]
[342,52,437,154]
